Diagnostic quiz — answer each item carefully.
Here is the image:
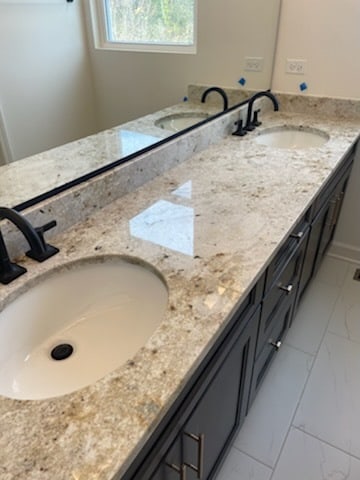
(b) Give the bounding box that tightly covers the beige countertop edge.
[0,111,359,480]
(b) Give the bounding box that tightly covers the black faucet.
[245,91,279,131]
[0,207,59,284]
[201,87,229,111]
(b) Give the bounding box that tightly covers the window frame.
[89,0,197,55]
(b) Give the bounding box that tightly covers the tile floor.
[215,255,360,480]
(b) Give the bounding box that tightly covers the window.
[91,0,197,54]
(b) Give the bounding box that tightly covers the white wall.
[273,0,360,257]
[85,0,281,130]
[272,0,360,98]
[0,1,98,161]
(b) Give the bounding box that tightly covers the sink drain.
[51,343,74,361]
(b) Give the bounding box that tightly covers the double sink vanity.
[0,91,359,479]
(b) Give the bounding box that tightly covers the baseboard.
[328,241,360,264]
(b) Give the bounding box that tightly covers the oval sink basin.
[155,112,210,132]
[255,126,329,149]
[0,257,168,400]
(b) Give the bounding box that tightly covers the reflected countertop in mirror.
[0,101,221,210]
[0,86,253,210]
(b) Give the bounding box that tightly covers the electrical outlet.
[245,57,264,72]
[286,59,306,75]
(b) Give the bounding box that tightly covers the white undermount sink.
[155,112,210,132]
[0,257,168,400]
[255,126,329,149]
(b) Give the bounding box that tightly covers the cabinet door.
[151,310,259,480]
[297,202,329,301]
[151,438,183,480]
[182,310,259,480]
[313,175,349,273]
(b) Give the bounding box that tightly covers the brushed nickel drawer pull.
[278,284,293,295]
[269,340,282,350]
[166,462,187,479]
[331,192,344,227]
[184,432,205,479]
[290,231,304,240]
[325,198,338,227]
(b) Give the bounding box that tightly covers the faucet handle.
[26,220,59,262]
[36,220,57,237]
[252,109,262,127]
[232,118,247,137]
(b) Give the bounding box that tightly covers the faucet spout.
[201,87,229,111]
[245,91,279,131]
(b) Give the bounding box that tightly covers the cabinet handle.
[325,198,338,227]
[184,432,205,479]
[331,192,344,227]
[166,463,187,479]
[278,283,293,295]
[269,340,282,350]
[290,231,304,241]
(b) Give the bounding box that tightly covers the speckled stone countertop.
[0,108,359,480]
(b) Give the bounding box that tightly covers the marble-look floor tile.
[313,255,349,288]
[233,344,313,468]
[272,427,360,480]
[327,263,360,343]
[285,280,340,355]
[214,447,272,480]
[294,332,360,457]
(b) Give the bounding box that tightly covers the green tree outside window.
[105,0,195,45]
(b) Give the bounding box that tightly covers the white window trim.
[89,0,197,55]
[0,1,64,3]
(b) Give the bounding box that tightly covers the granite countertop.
[0,109,359,480]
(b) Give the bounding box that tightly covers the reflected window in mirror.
[90,0,197,54]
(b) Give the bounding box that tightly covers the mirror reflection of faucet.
[201,87,229,111]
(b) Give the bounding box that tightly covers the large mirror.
[0,0,281,209]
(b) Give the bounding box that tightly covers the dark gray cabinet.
[122,281,262,480]
[183,310,259,479]
[312,173,350,276]
[250,147,354,407]
[297,150,353,303]
[150,308,260,480]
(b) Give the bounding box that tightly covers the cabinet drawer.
[257,233,307,356]
[249,296,293,407]
[265,209,311,293]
